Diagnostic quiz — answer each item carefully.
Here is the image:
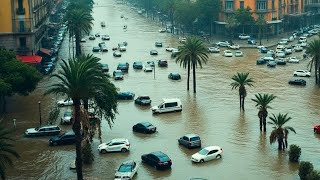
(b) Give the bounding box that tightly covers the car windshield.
[118,164,132,172]
[140,96,150,100]
[64,112,72,116]
[198,149,209,155]
[190,137,200,141]
[142,122,152,127]
[158,155,170,162]
[114,71,122,76]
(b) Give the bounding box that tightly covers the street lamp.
[38,101,42,126]
[153,65,156,80]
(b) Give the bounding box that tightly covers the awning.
[16,55,42,64]
[267,20,282,24]
[39,48,51,56]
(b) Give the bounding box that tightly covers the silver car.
[178,134,201,148]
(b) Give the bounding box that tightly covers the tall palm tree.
[230,72,254,111]
[306,39,320,84]
[268,113,296,150]
[65,9,93,56]
[176,37,208,93]
[251,93,277,132]
[45,56,109,180]
[0,124,19,180]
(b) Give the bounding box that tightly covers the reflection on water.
[4,0,320,179]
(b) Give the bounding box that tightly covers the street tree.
[306,39,320,84]
[234,7,254,34]
[256,15,267,45]
[176,37,208,93]
[226,15,240,40]
[230,72,254,111]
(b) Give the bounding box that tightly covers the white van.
[299,36,307,43]
[151,98,182,114]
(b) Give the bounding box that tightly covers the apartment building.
[215,0,304,35]
[0,0,50,55]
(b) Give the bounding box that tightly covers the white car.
[80,38,86,43]
[294,45,303,52]
[114,160,138,180]
[235,50,243,57]
[208,47,220,53]
[288,36,295,42]
[278,39,288,45]
[276,51,286,58]
[228,44,240,50]
[238,34,251,40]
[287,57,299,63]
[293,70,311,77]
[179,37,187,43]
[98,138,130,153]
[257,45,265,49]
[165,47,176,52]
[191,146,223,163]
[119,46,127,52]
[223,50,233,57]
[299,42,307,47]
[276,45,285,51]
[159,28,166,33]
[216,41,230,47]
[57,99,73,106]
[144,65,153,72]
[284,47,293,55]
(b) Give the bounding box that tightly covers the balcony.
[16,8,25,15]
[13,19,32,33]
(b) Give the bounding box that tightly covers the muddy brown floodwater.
[5,0,320,179]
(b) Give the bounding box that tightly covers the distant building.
[0,0,51,55]
[215,0,304,36]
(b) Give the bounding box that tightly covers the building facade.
[0,0,50,55]
[215,0,304,35]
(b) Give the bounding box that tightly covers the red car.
[314,124,320,133]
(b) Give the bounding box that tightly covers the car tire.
[200,159,204,163]
[121,148,127,153]
[101,149,107,154]
[216,154,222,159]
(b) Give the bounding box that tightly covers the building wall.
[0,1,13,33]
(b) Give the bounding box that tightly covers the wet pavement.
[4,0,320,179]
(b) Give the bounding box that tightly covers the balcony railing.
[13,19,32,33]
[16,8,25,15]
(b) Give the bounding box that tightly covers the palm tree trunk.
[187,61,190,91]
[241,96,245,111]
[277,138,283,150]
[75,31,82,57]
[315,57,318,84]
[72,99,83,180]
[239,95,242,110]
[263,116,267,132]
[193,62,196,93]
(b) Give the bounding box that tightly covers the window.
[272,0,275,10]
[190,137,200,141]
[257,1,267,11]
[18,0,23,9]
[19,37,26,47]
[240,1,244,8]
[165,102,178,108]
[225,1,234,11]
[183,136,189,141]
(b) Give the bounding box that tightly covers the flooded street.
[5,0,320,179]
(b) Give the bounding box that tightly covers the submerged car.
[117,63,129,72]
[135,96,152,106]
[114,160,138,180]
[98,138,130,153]
[223,50,233,57]
[61,111,72,124]
[276,58,286,65]
[288,79,306,86]
[25,125,61,137]
[133,122,156,134]
[158,60,168,67]
[113,51,121,57]
[144,65,153,72]
[235,50,243,57]
[168,72,181,80]
[293,70,311,77]
[92,47,100,52]
[141,151,172,169]
[101,35,110,40]
[150,50,158,55]
[267,60,277,67]
[287,57,299,63]
[178,134,201,149]
[191,146,223,163]
[113,70,124,80]
[256,58,266,65]
[208,47,220,53]
[155,42,163,47]
[314,124,320,133]
[49,131,76,146]
[117,92,135,100]
[57,99,73,106]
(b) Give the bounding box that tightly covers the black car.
[101,63,109,73]
[117,63,129,72]
[133,122,156,133]
[150,50,158,55]
[135,96,152,106]
[168,72,181,80]
[288,79,306,86]
[276,59,287,65]
[158,60,168,67]
[133,61,143,69]
[141,151,172,169]
[155,42,163,47]
[92,47,100,52]
[49,131,76,146]
[118,92,135,100]
[256,58,266,65]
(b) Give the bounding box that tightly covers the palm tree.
[176,37,208,93]
[45,55,109,180]
[268,113,296,150]
[65,9,93,56]
[306,39,320,84]
[225,15,239,39]
[251,93,277,132]
[230,72,254,111]
[0,124,19,180]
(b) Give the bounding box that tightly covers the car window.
[158,155,170,162]
[208,150,214,155]
[182,136,189,141]
[39,128,45,132]
[118,164,132,172]
[190,137,200,141]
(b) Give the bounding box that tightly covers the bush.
[289,144,301,162]
[306,170,320,180]
[82,143,94,164]
[299,161,314,180]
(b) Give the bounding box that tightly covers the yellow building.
[0,0,49,55]
[215,0,304,35]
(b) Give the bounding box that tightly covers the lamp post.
[38,101,42,126]
[153,65,156,80]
